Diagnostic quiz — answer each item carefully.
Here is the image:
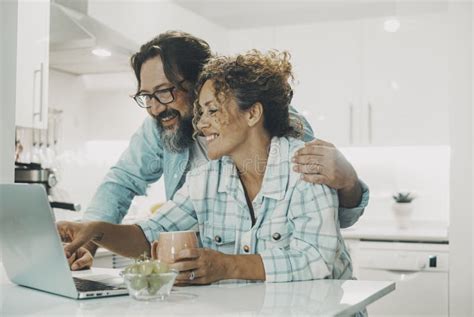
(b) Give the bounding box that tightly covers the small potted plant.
[392,192,415,229]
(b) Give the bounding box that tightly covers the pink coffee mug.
[151,231,198,264]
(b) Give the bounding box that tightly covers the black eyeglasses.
[132,86,177,108]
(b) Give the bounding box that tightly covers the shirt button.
[214,235,222,243]
[243,245,250,253]
[174,174,178,179]
[272,232,281,241]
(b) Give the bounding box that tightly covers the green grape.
[129,275,147,290]
[147,275,163,295]
[123,264,140,274]
[123,257,176,298]
[154,261,169,274]
[130,265,140,274]
[138,262,154,275]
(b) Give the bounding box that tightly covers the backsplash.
[53,142,450,225]
[340,145,450,225]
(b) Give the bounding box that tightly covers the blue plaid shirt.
[138,137,356,282]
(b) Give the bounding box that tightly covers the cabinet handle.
[38,62,44,123]
[368,102,373,144]
[32,63,44,124]
[349,103,354,144]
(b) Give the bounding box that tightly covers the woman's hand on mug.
[170,248,230,285]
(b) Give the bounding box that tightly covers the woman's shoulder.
[274,136,305,156]
[269,136,306,192]
[286,136,306,158]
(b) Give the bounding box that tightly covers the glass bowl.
[120,264,178,301]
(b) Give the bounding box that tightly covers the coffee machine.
[15,109,80,212]
[15,162,81,211]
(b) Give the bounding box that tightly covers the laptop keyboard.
[73,277,124,292]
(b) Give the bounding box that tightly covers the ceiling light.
[390,80,400,91]
[384,18,400,33]
[92,48,112,57]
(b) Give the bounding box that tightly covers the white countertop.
[1,266,394,316]
[341,222,449,242]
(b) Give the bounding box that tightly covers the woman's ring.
[189,270,196,281]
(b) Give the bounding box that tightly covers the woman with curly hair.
[58,50,353,284]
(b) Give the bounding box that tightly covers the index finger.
[67,252,77,267]
[305,138,334,147]
[63,235,90,258]
[295,145,324,157]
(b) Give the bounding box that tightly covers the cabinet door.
[15,0,50,129]
[274,20,362,146]
[361,13,449,145]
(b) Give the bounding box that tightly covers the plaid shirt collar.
[217,137,291,201]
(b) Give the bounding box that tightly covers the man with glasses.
[67,31,368,270]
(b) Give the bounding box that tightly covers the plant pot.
[392,202,413,229]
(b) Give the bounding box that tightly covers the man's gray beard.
[157,115,194,153]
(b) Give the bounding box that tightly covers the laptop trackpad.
[72,269,123,286]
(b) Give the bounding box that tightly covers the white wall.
[472,0,474,308]
[447,2,473,316]
[0,0,17,184]
[46,70,150,213]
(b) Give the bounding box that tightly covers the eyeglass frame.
[131,80,187,108]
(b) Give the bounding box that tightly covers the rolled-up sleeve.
[338,180,370,229]
[260,181,340,282]
[136,181,198,243]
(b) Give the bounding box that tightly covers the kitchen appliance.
[14,162,80,211]
[15,162,57,192]
[350,240,449,316]
[49,0,138,74]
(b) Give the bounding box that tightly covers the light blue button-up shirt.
[138,137,356,282]
[84,108,368,228]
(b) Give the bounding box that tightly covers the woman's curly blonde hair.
[192,49,302,138]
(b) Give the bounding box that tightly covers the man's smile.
[158,109,180,128]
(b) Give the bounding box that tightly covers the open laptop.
[0,183,128,299]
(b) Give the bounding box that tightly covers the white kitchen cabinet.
[15,0,50,129]
[360,14,450,146]
[269,11,451,146]
[275,20,362,147]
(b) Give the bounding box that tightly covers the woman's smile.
[205,133,220,143]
